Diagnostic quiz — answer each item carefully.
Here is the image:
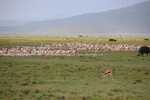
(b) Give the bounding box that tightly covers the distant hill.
[0,1,150,36]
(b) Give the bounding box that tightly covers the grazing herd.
[0,43,149,56]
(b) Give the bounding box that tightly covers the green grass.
[0,36,150,47]
[0,52,150,100]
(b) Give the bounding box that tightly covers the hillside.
[0,1,150,36]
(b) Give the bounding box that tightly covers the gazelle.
[103,68,112,77]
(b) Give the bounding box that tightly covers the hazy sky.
[0,0,148,21]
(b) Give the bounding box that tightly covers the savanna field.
[0,37,150,100]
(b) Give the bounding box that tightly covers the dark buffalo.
[138,46,150,56]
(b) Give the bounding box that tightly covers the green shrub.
[109,38,117,42]
[144,38,149,41]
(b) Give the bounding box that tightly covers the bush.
[144,38,149,41]
[109,38,117,42]
[78,35,83,38]
[21,89,30,95]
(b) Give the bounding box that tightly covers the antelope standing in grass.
[103,68,112,77]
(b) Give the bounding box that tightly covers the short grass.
[0,52,150,100]
[0,36,150,47]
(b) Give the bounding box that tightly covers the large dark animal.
[138,46,150,56]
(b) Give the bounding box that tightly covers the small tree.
[78,34,84,38]
[109,38,117,42]
[144,38,149,41]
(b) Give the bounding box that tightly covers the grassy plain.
[0,36,150,47]
[0,36,150,100]
[0,52,150,100]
